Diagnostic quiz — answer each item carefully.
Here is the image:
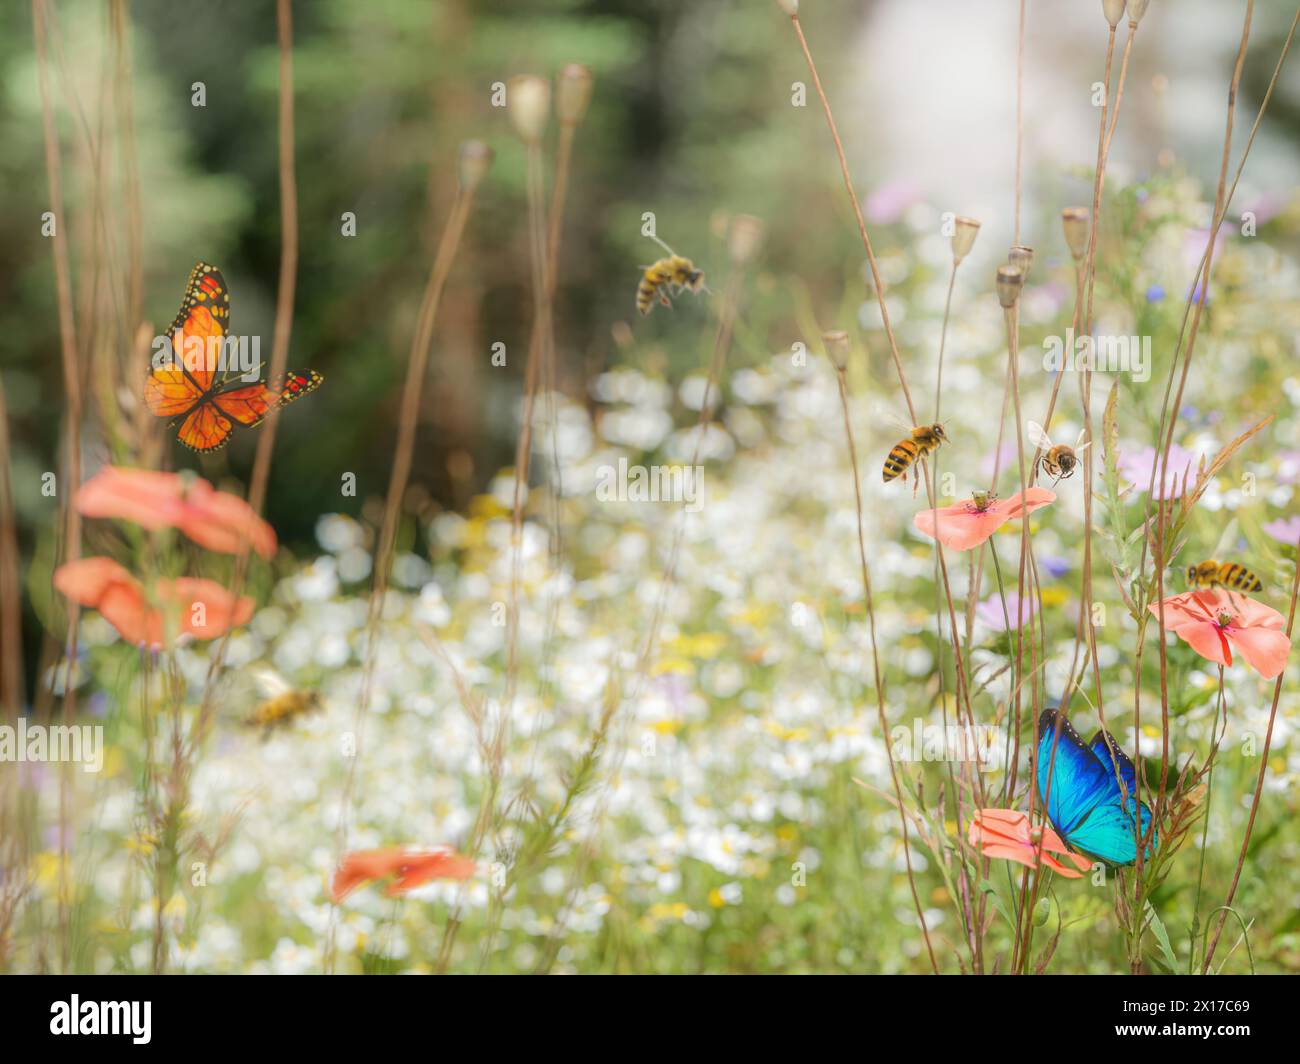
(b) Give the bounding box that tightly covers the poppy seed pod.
[728,214,767,266]
[1008,245,1034,283]
[996,265,1025,309]
[823,330,850,371]
[507,75,550,143]
[556,64,594,127]
[1103,0,1127,27]
[952,216,981,264]
[1061,207,1090,261]
[1128,0,1151,24]
[457,140,494,192]
[777,0,799,16]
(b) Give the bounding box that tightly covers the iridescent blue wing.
[1036,709,1114,837]
[1089,730,1138,798]
[1068,793,1156,866]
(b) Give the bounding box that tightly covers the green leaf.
[978,879,1013,928]
[1102,379,1120,475]
[1145,900,1178,972]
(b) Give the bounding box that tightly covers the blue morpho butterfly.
[1037,706,1156,866]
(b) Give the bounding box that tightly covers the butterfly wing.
[1036,708,1116,838]
[1089,730,1137,797]
[1038,710,1155,866]
[176,402,234,452]
[213,370,323,427]
[149,265,320,449]
[145,263,234,450]
[1063,796,1153,866]
[144,362,203,418]
[1084,729,1156,863]
[166,262,231,393]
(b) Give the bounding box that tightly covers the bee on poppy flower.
[1186,559,1263,593]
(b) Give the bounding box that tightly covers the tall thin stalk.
[33,0,83,974]
[785,11,988,968]
[325,146,489,974]
[1014,0,1025,245]
[193,0,299,740]
[503,76,554,746]
[0,376,21,720]
[247,0,300,517]
[835,351,939,974]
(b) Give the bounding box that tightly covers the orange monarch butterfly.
[144,262,323,452]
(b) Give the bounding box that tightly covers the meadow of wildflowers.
[3,0,1300,986]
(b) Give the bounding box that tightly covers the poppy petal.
[387,850,477,895]
[1003,487,1057,518]
[96,582,162,646]
[914,506,1007,552]
[333,846,475,903]
[1040,852,1088,878]
[969,808,1030,846]
[52,556,138,608]
[180,481,278,560]
[162,577,255,640]
[978,842,1040,871]
[1173,621,1232,667]
[76,467,188,530]
[1226,626,1291,680]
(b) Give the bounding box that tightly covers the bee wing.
[249,666,291,700]
[1026,421,1054,450]
[873,402,916,434]
[1212,518,1240,560]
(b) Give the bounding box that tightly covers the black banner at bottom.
[0,973,1286,1049]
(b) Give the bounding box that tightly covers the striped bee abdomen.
[636,260,676,315]
[1190,559,1264,592]
[636,255,704,316]
[882,439,918,482]
[1220,562,1263,591]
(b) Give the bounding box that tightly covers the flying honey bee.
[242,668,324,738]
[636,234,706,316]
[1186,559,1263,592]
[882,422,949,491]
[1027,421,1090,485]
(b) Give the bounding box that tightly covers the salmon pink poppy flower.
[77,466,276,559]
[331,846,476,902]
[1150,589,1291,680]
[54,556,254,649]
[913,488,1056,552]
[968,808,1091,878]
